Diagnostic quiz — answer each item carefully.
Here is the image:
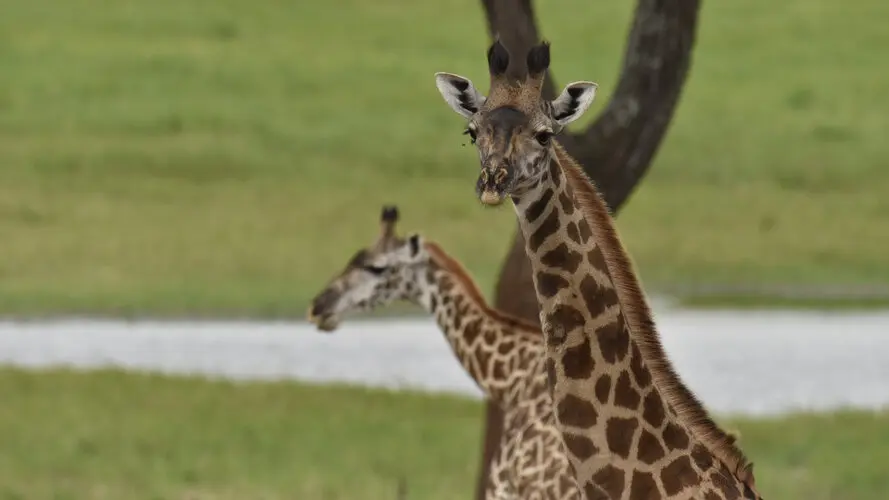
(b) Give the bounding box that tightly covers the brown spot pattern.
[548,161,561,187]
[536,271,568,298]
[559,192,575,215]
[605,417,639,459]
[660,456,701,496]
[577,219,593,242]
[614,372,642,410]
[562,336,595,380]
[596,316,630,364]
[544,304,585,346]
[496,339,513,355]
[541,243,583,274]
[643,392,666,428]
[629,470,661,500]
[691,444,714,471]
[586,246,610,275]
[630,343,652,388]
[579,274,617,319]
[525,188,554,223]
[663,422,690,451]
[463,318,482,345]
[712,465,742,498]
[528,208,559,253]
[591,464,625,499]
[557,393,598,429]
[594,374,611,404]
[704,492,722,500]
[584,482,610,500]
[637,429,666,465]
[566,221,581,244]
[562,433,598,460]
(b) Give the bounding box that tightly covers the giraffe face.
[434,41,598,205]
[308,206,428,332]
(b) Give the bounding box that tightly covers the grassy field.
[1,0,888,315]
[0,367,884,499]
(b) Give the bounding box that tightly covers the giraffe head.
[434,40,598,206]
[307,205,428,332]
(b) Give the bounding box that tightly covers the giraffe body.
[434,41,762,499]
[309,206,594,500]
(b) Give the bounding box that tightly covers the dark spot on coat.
[536,272,569,299]
[663,422,690,451]
[557,393,598,429]
[596,315,630,364]
[614,372,642,410]
[562,336,594,380]
[643,391,666,428]
[637,430,666,465]
[605,417,639,459]
[528,207,560,253]
[562,433,598,461]
[660,456,701,496]
[595,374,611,404]
[591,464,625,500]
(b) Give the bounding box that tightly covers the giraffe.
[432,40,763,500]
[307,205,602,500]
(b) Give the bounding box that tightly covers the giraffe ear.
[435,72,486,118]
[408,234,421,257]
[551,82,598,126]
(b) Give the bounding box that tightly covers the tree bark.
[474,1,701,499]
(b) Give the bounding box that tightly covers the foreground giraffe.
[433,41,762,499]
[308,205,601,499]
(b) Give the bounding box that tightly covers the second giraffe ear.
[408,234,421,257]
[435,72,486,118]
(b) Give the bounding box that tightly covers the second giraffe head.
[434,40,598,206]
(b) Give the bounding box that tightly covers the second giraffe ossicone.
[308,205,601,500]
[433,40,763,500]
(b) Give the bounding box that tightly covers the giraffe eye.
[463,127,477,144]
[364,265,387,275]
[535,131,553,146]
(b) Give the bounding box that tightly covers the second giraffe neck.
[415,243,543,407]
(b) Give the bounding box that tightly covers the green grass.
[1,0,888,316]
[0,368,886,499]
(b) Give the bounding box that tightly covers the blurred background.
[1,0,888,498]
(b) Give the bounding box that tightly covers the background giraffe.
[433,41,762,499]
[308,205,601,499]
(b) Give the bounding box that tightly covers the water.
[0,309,887,416]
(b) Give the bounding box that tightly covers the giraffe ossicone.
[434,40,762,500]
[308,205,600,499]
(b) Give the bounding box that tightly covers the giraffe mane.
[553,142,756,487]
[423,241,541,337]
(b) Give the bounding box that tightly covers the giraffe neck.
[411,242,543,407]
[508,144,756,499]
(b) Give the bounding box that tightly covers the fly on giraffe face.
[435,40,597,207]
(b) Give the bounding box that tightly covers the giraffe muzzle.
[476,166,512,206]
[307,290,341,332]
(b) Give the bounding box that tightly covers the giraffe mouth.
[306,307,340,332]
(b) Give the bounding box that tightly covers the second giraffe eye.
[364,265,387,275]
[463,127,477,144]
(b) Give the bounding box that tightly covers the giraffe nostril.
[480,169,489,185]
[494,168,508,185]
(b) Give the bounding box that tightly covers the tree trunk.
[474,1,701,499]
